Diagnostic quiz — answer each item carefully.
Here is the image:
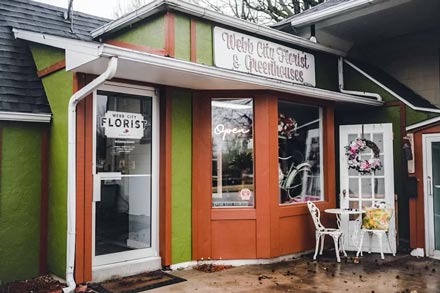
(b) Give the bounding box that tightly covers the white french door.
[92,83,160,268]
[423,134,440,259]
[339,123,396,253]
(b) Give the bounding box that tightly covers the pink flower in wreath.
[360,160,370,170]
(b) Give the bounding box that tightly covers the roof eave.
[91,0,346,56]
[0,111,52,123]
[14,29,381,107]
[287,0,375,28]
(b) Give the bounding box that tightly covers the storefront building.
[1,0,439,286]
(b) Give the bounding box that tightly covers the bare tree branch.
[113,0,327,25]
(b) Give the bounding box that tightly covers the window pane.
[278,100,322,204]
[212,98,254,208]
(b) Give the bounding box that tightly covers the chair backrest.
[307,201,325,231]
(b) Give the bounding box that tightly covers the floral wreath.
[278,113,297,139]
[345,138,382,174]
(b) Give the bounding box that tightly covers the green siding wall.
[171,90,192,263]
[30,44,64,71]
[0,124,42,282]
[195,21,213,65]
[174,14,191,61]
[113,16,165,49]
[315,53,338,91]
[41,71,73,277]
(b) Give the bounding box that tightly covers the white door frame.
[91,82,161,277]
[422,133,440,259]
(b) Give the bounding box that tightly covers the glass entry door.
[424,135,440,259]
[93,85,159,267]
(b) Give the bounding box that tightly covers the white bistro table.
[325,208,364,253]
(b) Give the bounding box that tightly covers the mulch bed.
[2,275,66,293]
[193,263,233,273]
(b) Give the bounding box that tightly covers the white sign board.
[214,27,316,87]
[101,111,147,139]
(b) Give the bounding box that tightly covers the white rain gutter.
[406,116,440,132]
[289,0,376,28]
[338,57,382,101]
[91,0,346,56]
[0,111,51,123]
[345,59,440,114]
[63,57,118,293]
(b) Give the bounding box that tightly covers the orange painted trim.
[190,18,197,62]
[254,95,275,258]
[104,39,167,56]
[159,88,172,265]
[39,127,49,275]
[191,93,212,259]
[74,73,86,282]
[164,12,175,57]
[84,94,94,281]
[211,209,256,220]
[37,59,66,78]
[323,105,336,207]
[410,123,440,248]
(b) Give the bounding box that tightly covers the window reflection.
[278,100,322,204]
[211,98,254,208]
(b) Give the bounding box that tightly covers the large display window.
[278,100,323,204]
[211,98,254,208]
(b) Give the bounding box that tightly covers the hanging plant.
[278,113,297,139]
[345,138,382,174]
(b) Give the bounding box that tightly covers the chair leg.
[320,234,325,255]
[386,231,395,256]
[368,231,373,254]
[313,233,320,260]
[356,230,365,257]
[376,232,384,259]
[332,235,341,263]
[340,234,347,257]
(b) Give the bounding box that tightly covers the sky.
[34,0,120,19]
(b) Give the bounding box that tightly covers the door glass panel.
[373,133,384,151]
[348,178,359,198]
[374,178,385,199]
[432,142,440,250]
[95,91,152,257]
[361,178,372,198]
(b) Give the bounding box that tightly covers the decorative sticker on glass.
[101,111,148,139]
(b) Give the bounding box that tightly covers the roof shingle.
[0,0,109,114]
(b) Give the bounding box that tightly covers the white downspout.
[63,57,118,293]
[338,57,382,101]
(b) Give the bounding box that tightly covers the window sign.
[212,98,254,208]
[213,26,315,87]
[278,100,323,204]
[101,111,148,139]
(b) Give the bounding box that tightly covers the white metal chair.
[307,201,346,262]
[356,201,395,259]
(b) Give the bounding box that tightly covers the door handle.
[93,172,122,202]
[435,185,440,189]
[427,176,432,196]
[342,189,347,198]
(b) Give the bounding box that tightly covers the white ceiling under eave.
[68,44,382,107]
[295,0,440,52]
